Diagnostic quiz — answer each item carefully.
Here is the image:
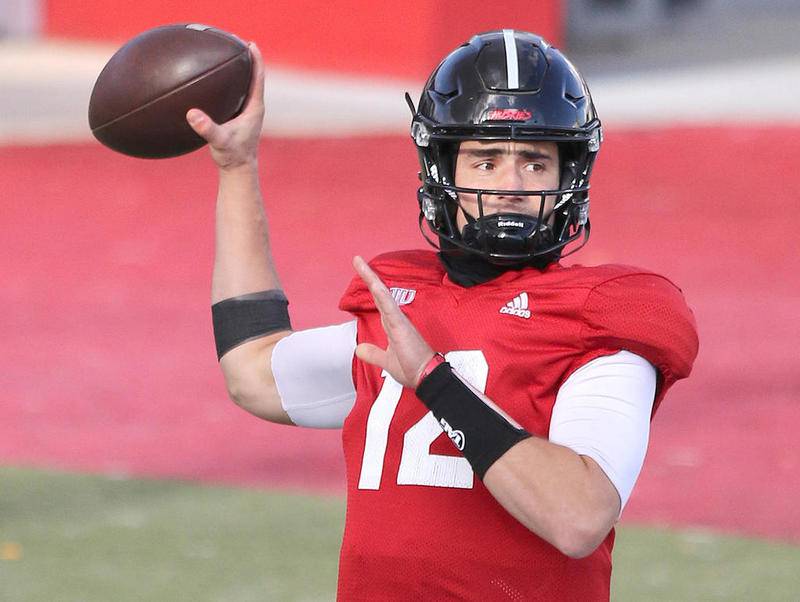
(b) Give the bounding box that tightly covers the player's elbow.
[553,525,607,559]
[551,510,615,559]
[218,367,282,423]
[223,372,287,422]
[224,374,259,410]
[218,335,293,423]
[555,466,621,558]
[512,502,613,558]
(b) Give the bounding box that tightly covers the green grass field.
[1,467,797,601]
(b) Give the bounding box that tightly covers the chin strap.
[436,205,560,286]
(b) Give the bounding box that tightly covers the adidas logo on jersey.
[500,292,531,319]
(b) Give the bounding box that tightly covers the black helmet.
[410,29,602,266]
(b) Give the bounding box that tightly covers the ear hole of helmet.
[418,188,457,237]
[426,141,462,235]
[558,142,587,188]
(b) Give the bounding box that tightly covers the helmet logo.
[482,108,532,122]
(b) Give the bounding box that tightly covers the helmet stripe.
[502,29,519,89]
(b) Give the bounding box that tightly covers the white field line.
[1,40,799,145]
[592,57,800,127]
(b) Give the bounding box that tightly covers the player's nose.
[495,166,526,201]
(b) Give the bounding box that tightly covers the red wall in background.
[44,0,561,78]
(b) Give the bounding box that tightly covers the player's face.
[453,140,560,230]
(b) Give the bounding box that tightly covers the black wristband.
[211,290,292,360]
[416,362,531,480]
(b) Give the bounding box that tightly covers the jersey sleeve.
[339,250,444,315]
[339,272,375,315]
[578,273,699,411]
[550,350,656,512]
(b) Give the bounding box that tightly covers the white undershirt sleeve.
[271,320,358,429]
[549,350,657,513]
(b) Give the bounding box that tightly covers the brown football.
[88,24,252,159]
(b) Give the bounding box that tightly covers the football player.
[188,30,698,601]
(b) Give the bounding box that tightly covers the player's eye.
[475,161,494,171]
[525,162,545,172]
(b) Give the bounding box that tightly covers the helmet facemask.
[414,120,598,266]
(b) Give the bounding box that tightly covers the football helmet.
[410,30,602,266]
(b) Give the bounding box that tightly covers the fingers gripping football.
[352,256,435,388]
[187,42,266,170]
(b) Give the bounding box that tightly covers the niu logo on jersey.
[439,418,465,451]
[500,292,532,319]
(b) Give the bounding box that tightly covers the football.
[88,24,252,159]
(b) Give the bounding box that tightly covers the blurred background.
[1,1,799,600]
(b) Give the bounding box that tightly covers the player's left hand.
[352,256,435,388]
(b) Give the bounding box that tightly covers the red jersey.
[337,250,698,601]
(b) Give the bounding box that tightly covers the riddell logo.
[439,418,465,451]
[498,220,524,228]
[500,292,532,319]
[483,108,532,121]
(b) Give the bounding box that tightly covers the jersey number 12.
[357,350,488,490]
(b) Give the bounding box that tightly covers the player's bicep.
[271,320,358,429]
[549,350,657,514]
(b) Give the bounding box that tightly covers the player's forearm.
[211,162,283,303]
[210,162,294,423]
[414,361,619,558]
[483,437,620,558]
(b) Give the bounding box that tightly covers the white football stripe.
[503,29,519,89]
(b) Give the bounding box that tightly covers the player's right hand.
[186,42,265,171]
